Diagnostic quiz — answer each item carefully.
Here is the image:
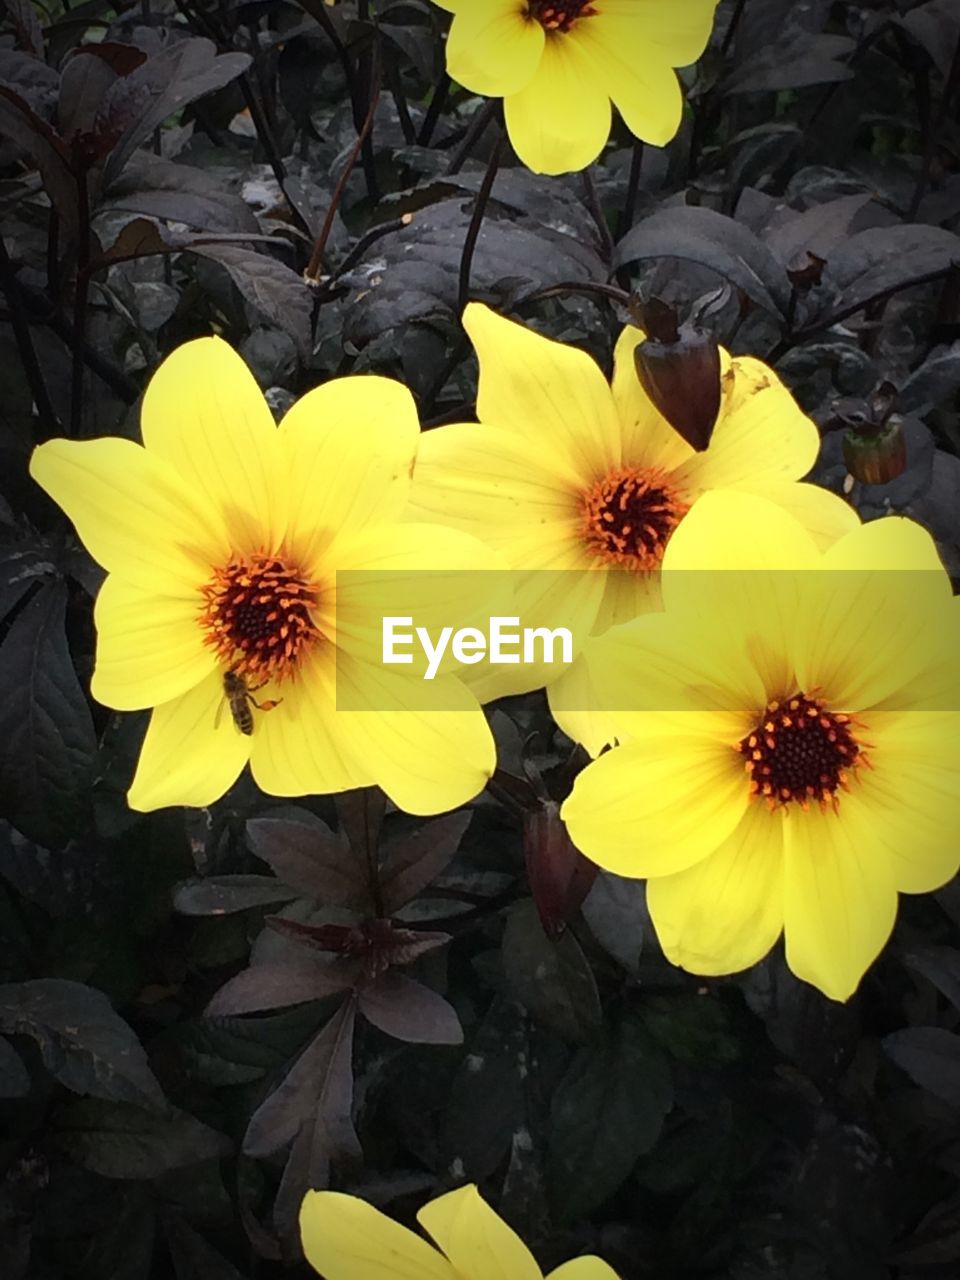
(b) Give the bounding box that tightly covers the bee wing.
[214,695,227,730]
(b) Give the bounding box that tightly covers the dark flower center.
[200,552,319,682]
[527,0,598,33]
[738,694,866,812]
[580,466,690,571]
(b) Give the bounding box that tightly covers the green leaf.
[0,978,165,1109]
[502,900,601,1042]
[0,581,97,848]
[547,1012,673,1219]
[54,1098,232,1178]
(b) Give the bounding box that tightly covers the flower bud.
[523,800,597,939]
[632,299,722,452]
[842,414,907,485]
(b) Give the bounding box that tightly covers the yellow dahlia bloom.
[29,340,497,816]
[300,1183,620,1279]
[433,0,719,174]
[410,303,858,745]
[561,491,960,1002]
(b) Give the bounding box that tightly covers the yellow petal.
[279,375,420,569]
[300,1190,454,1280]
[325,521,508,669]
[249,643,373,797]
[547,1260,622,1280]
[782,803,898,1002]
[446,1,544,96]
[592,564,663,634]
[592,0,719,65]
[139,337,285,555]
[673,356,819,494]
[561,718,750,878]
[611,325,694,473]
[795,518,958,712]
[572,20,684,147]
[567,611,766,721]
[547,655,620,758]
[127,670,250,811]
[335,655,495,815]
[409,421,582,549]
[417,1184,542,1280]
[457,565,607,703]
[727,479,859,551]
[844,712,960,894]
[91,576,214,711]
[29,438,228,595]
[662,489,820,576]
[647,802,785,977]
[658,492,820,702]
[464,303,619,477]
[504,36,611,174]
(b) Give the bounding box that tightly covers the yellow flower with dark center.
[432,0,719,174]
[29,339,497,815]
[410,303,859,744]
[560,491,960,1002]
[300,1183,621,1279]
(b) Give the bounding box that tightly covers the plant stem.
[582,166,614,263]
[70,169,91,437]
[0,234,61,438]
[417,71,449,146]
[457,128,503,315]
[720,0,748,57]
[446,97,498,174]
[305,42,382,280]
[908,31,960,219]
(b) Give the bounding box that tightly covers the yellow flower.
[410,302,858,748]
[300,1183,621,1279]
[560,491,960,1002]
[433,0,719,174]
[29,339,497,816]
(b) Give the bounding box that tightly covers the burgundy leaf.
[205,956,362,1017]
[379,811,472,914]
[247,809,368,909]
[243,998,357,1158]
[358,973,463,1045]
[524,801,598,939]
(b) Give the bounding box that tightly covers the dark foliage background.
[1,0,960,1276]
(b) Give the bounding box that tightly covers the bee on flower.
[30,339,498,815]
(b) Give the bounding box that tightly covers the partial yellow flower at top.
[300,1183,621,1279]
[561,491,960,1003]
[29,340,497,816]
[433,0,719,174]
[409,303,859,750]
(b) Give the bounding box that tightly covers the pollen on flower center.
[580,466,690,571]
[738,694,867,813]
[199,552,320,683]
[526,0,598,33]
